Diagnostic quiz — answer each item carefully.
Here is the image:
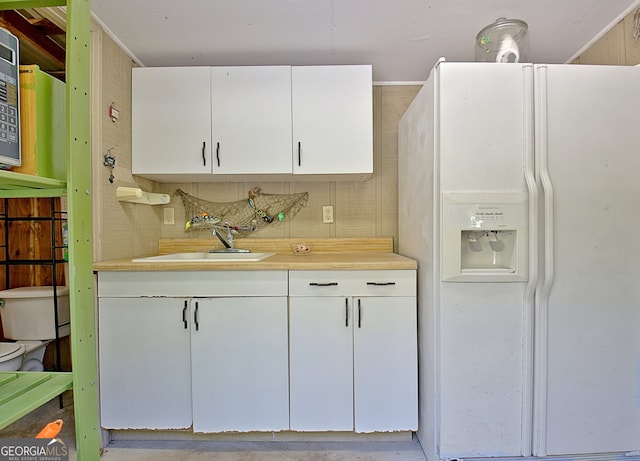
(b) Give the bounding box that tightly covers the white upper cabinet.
[211,66,292,174]
[292,65,373,177]
[132,65,373,181]
[132,67,212,176]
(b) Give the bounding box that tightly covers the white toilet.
[0,340,50,371]
[0,286,70,372]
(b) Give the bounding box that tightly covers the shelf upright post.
[65,0,101,459]
[0,1,100,459]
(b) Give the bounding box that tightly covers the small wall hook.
[103,148,116,167]
[104,148,116,183]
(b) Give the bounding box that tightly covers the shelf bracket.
[116,186,170,205]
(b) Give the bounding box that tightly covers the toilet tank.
[0,286,70,340]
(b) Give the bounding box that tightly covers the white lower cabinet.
[190,296,289,432]
[353,296,418,432]
[289,296,354,431]
[97,271,289,432]
[289,270,418,432]
[97,269,416,434]
[98,296,192,430]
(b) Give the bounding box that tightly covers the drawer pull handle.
[182,301,188,329]
[194,302,200,331]
[309,282,338,287]
[345,298,349,327]
[366,282,396,286]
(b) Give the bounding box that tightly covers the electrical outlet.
[322,205,334,224]
[163,207,175,225]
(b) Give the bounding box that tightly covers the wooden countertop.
[93,237,417,271]
[93,252,416,271]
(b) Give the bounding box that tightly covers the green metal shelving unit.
[0,1,100,459]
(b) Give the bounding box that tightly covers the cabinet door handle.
[345,298,349,327]
[358,299,362,328]
[309,282,338,287]
[366,281,396,286]
[297,141,301,166]
[182,301,188,329]
[201,141,206,166]
[194,302,200,331]
[216,142,221,167]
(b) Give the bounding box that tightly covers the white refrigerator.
[398,60,640,460]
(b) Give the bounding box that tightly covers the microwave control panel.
[0,27,19,168]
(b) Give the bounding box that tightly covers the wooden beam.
[0,10,65,68]
[28,17,65,35]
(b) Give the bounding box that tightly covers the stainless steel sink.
[132,252,275,263]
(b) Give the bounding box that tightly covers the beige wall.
[573,8,640,64]
[92,7,640,261]
[91,29,172,261]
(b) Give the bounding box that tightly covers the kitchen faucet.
[210,223,250,253]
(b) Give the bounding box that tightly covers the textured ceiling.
[91,0,640,82]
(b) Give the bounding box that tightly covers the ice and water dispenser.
[442,193,528,282]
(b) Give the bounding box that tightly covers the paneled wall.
[91,28,163,262]
[573,7,640,64]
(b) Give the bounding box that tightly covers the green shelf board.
[0,170,66,197]
[0,0,66,9]
[0,371,73,429]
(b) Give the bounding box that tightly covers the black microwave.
[0,27,19,169]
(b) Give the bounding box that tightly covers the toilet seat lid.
[0,342,23,359]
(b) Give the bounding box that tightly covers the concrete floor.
[102,440,427,460]
[0,391,427,461]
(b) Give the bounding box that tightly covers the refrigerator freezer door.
[534,64,640,456]
[438,62,532,193]
[436,62,534,458]
[439,281,528,458]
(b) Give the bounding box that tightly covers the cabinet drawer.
[97,271,288,297]
[289,270,416,296]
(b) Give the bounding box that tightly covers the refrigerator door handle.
[537,71,555,301]
[532,63,554,457]
[522,63,537,458]
[523,65,538,301]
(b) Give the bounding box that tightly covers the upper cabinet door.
[211,66,292,174]
[292,65,373,175]
[132,67,212,175]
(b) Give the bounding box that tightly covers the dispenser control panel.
[470,208,506,227]
[442,192,528,282]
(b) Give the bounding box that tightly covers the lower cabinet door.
[353,296,418,432]
[98,297,192,429]
[289,296,354,431]
[190,296,289,432]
